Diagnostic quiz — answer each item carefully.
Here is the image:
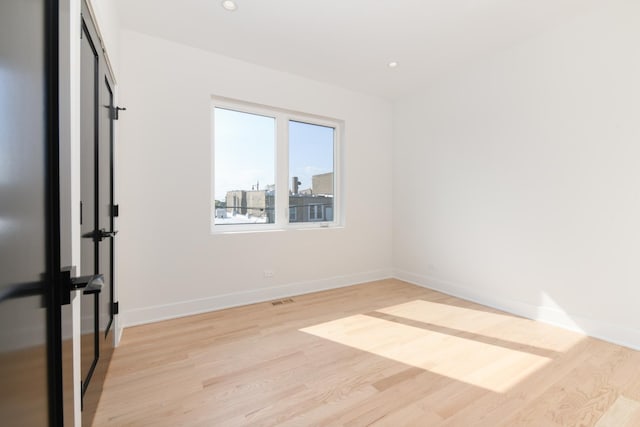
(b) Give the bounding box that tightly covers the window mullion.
[275,113,289,227]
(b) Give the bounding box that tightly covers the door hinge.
[110,106,127,120]
[112,204,119,217]
[112,301,119,315]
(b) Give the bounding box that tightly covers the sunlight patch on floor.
[595,396,640,427]
[300,313,551,393]
[376,299,584,352]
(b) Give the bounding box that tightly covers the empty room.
[2,0,640,426]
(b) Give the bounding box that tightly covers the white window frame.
[211,96,342,234]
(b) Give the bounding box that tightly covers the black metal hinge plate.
[112,204,119,217]
[112,301,119,315]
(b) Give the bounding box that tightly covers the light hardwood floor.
[93,279,640,426]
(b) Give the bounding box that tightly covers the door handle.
[71,274,103,292]
[82,277,103,295]
[81,228,118,242]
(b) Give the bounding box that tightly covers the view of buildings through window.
[213,106,335,226]
[288,120,334,223]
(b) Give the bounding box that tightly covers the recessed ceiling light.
[222,0,237,11]
[388,61,398,68]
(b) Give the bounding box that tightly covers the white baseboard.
[121,269,393,328]
[394,269,640,351]
[120,268,640,351]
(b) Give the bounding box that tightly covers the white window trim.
[210,96,342,234]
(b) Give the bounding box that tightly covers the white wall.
[393,0,640,349]
[117,30,393,326]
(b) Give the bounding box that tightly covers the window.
[289,121,334,224]
[213,108,276,225]
[212,98,340,232]
[308,204,324,221]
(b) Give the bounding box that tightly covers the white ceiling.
[116,0,596,100]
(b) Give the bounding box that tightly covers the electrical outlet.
[264,270,275,278]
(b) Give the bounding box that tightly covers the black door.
[0,0,68,426]
[79,4,116,424]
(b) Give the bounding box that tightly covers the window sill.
[211,223,343,235]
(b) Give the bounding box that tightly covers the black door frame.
[104,75,116,338]
[45,0,65,425]
[79,15,101,399]
[78,3,117,415]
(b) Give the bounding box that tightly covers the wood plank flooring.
[92,279,640,426]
